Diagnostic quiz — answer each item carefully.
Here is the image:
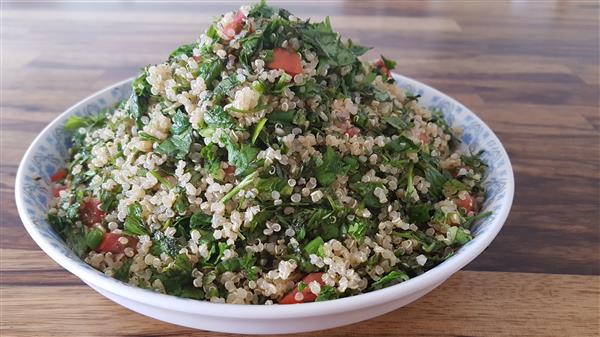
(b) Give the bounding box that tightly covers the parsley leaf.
[314,147,355,186]
[123,202,148,235]
[406,204,432,224]
[168,43,196,60]
[315,285,339,301]
[370,270,409,290]
[190,211,212,230]
[347,218,372,242]
[170,110,190,135]
[114,259,133,282]
[203,106,235,129]
[349,182,385,208]
[155,128,192,160]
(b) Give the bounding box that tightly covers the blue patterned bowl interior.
[16,75,513,292]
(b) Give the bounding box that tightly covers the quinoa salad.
[47,1,490,305]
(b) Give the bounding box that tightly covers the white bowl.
[15,74,514,334]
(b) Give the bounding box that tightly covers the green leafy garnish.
[370,270,409,290]
[123,202,148,236]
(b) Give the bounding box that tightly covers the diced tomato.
[96,233,138,254]
[455,194,474,213]
[50,169,67,182]
[374,59,391,78]
[222,10,246,40]
[79,198,106,227]
[268,48,303,76]
[52,185,67,197]
[419,132,430,145]
[223,164,236,177]
[279,272,325,304]
[344,127,360,137]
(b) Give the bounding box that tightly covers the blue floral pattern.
[16,76,513,286]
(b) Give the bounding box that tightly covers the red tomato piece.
[50,169,67,182]
[419,132,430,145]
[455,194,474,213]
[374,59,391,78]
[222,10,246,40]
[279,272,325,304]
[224,165,236,176]
[79,198,106,227]
[96,233,138,254]
[52,185,67,197]
[344,127,360,137]
[268,48,303,76]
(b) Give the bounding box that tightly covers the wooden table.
[2,1,599,336]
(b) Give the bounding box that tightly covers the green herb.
[297,281,307,292]
[406,204,432,224]
[240,36,260,69]
[64,113,106,133]
[99,189,118,213]
[199,143,222,178]
[155,127,192,160]
[381,55,397,71]
[128,68,151,128]
[138,131,160,142]
[370,270,409,290]
[85,228,104,250]
[213,76,238,103]
[348,39,371,56]
[48,213,88,258]
[149,170,174,190]
[198,58,223,89]
[203,106,235,129]
[384,136,418,154]
[123,202,148,235]
[443,179,468,196]
[252,117,268,144]
[169,43,196,60]
[150,232,182,257]
[349,182,385,208]
[383,114,410,131]
[222,133,260,176]
[303,236,324,255]
[239,252,259,280]
[302,17,357,67]
[255,176,294,200]
[221,171,258,203]
[463,211,492,229]
[173,192,188,215]
[154,254,193,294]
[315,285,339,301]
[423,164,448,199]
[190,211,212,230]
[373,88,391,101]
[171,110,191,135]
[347,218,371,242]
[314,147,352,186]
[404,163,415,203]
[114,259,133,282]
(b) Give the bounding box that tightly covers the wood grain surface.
[1,1,599,336]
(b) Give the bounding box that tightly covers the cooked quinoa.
[47,1,489,304]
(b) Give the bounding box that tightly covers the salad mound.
[48,1,489,304]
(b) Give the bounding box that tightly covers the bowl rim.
[15,74,514,319]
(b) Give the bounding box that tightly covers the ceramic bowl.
[15,74,514,334]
